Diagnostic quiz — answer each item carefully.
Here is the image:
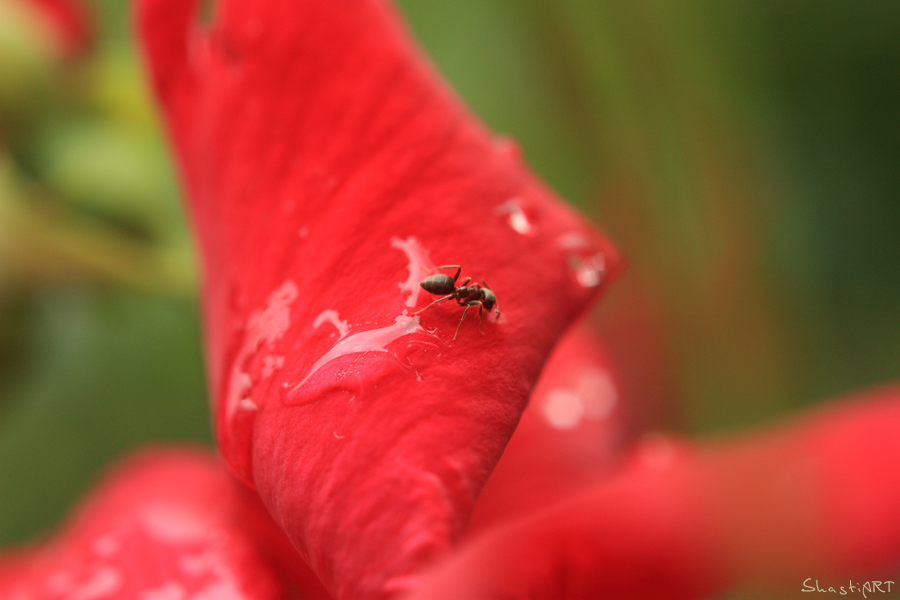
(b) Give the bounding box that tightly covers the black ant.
[413,265,500,340]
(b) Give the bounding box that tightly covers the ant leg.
[453,305,471,340]
[458,276,472,288]
[430,265,461,284]
[478,304,484,334]
[412,294,454,315]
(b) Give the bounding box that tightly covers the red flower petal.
[0,447,332,600]
[707,386,900,585]
[137,0,620,597]
[466,324,627,536]
[404,388,900,600]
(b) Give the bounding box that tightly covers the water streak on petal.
[392,236,436,308]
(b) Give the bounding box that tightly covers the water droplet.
[557,232,606,288]
[494,198,537,235]
[142,506,210,544]
[224,281,298,420]
[568,254,605,288]
[142,581,186,600]
[70,567,122,599]
[283,315,438,406]
[313,309,350,339]
[238,372,252,393]
[238,398,258,411]
[261,354,285,378]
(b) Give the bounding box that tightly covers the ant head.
[481,288,497,310]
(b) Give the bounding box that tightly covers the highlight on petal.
[404,387,900,600]
[136,0,621,598]
[0,447,332,600]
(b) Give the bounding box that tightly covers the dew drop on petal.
[70,567,122,600]
[225,281,299,420]
[313,309,350,339]
[284,315,427,405]
[557,232,606,288]
[260,354,285,378]
[238,398,258,411]
[494,198,537,236]
[178,550,249,600]
[142,506,211,545]
[190,581,249,600]
[568,253,605,288]
[141,581,186,600]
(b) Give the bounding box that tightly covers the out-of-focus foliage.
[0,3,897,596]
[0,0,206,545]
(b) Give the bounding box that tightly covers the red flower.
[134,0,900,598]
[0,448,330,600]
[3,0,900,599]
[405,387,900,600]
[3,331,899,599]
[137,0,619,597]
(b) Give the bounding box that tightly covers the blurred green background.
[0,0,897,593]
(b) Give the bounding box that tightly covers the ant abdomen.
[420,274,456,295]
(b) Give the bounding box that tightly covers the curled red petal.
[0,447,332,600]
[466,323,627,536]
[136,0,620,597]
[404,387,900,600]
[405,440,727,600]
